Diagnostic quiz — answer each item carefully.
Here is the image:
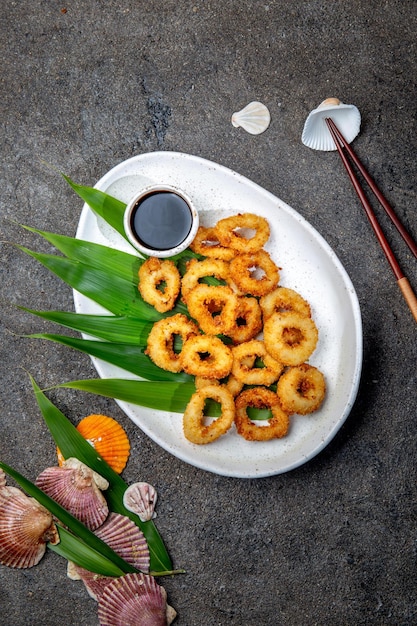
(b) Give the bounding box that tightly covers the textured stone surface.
[1,1,416,624]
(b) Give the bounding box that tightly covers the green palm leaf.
[55,378,196,413]
[20,225,143,278]
[17,246,160,319]
[28,333,192,382]
[17,307,151,344]
[17,245,188,319]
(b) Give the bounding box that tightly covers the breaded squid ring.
[229,250,279,297]
[277,363,326,415]
[226,296,263,344]
[180,334,233,379]
[215,213,270,253]
[145,313,199,373]
[186,284,239,335]
[138,257,181,313]
[260,287,311,320]
[263,312,318,366]
[181,258,230,302]
[235,387,290,441]
[189,226,235,261]
[231,339,284,386]
[183,384,235,444]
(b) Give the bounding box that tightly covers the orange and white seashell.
[123,482,157,522]
[0,486,59,568]
[35,458,109,531]
[231,101,271,135]
[57,414,130,474]
[97,572,176,626]
[68,512,150,600]
[301,97,361,151]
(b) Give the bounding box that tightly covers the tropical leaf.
[17,245,188,319]
[20,225,143,279]
[28,332,192,382]
[30,376,173,573]
[55,378,196,413]
[17,307,151,344]
[16,246,160,319]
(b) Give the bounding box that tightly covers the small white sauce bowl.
[123,184,199,258]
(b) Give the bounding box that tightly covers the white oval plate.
[74,152,362,478]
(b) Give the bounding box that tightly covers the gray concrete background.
[1,1,416,624]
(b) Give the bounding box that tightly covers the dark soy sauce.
[131,191,193,250]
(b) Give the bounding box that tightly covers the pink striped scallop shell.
[0,486,59,568]
[69,512,150,601]
[123,482,157,522]
[35,458,109,531]
[97,572,176,626]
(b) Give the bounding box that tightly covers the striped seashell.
[123,482,157,522]
[69,512,150,600]
[0,486,59,568]
[231,101,271,135]
[35,458,109,531]
[57,414,131,474]
[302,97,361,151]
[97,572,176,626]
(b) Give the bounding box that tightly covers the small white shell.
[301,97,361,151]
[123,482,157,522]
[231,101,271,135]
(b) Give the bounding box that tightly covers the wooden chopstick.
[326,118,417,259]
[325,117,417,323]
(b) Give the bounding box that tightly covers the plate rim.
[74,151,363,478]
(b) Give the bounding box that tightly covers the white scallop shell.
[123,482,157,522]
[301,98,361,151]
[231,101,271,135]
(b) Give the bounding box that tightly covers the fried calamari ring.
[186,284,239,335]
[225,374,245,398]
[138,257,181,313]
[194,376,220,390]
[183,384,235,444]
[263,312,318,366]
[181,258,230,302]
[235,387,290,441]
[226,296,263,344]
[189,226,235,261]
[145,313,199,373]
[215,213,270,253]
[260,287,311,320]
[277,364,326,415]
[229,250,279,297]
[180,334,233,379]
[231,339,284,386]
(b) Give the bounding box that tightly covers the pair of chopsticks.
[325,117,417,323]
